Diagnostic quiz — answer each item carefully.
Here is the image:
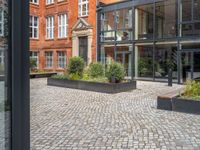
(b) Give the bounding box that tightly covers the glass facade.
[98,0,200,83]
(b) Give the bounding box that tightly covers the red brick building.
[29,0,121,71]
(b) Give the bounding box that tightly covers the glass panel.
[101,11,115,31]
[101,31,115,42]
[181,52,192,82]
[137,46,153,79]
[194,0,200,20]
[155,0,177,38]
[182,23,200,36]
[181,0,192,22]
[136,4,154,40]
[155,45,177,82]
[116,46,132,76]
[116,9,132,29]
[116,30,132,41]
[193,52,200,80]
[0,0,10,149]
[101,46,115,68]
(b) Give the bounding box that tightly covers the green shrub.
[52,74,69,80]
[68,73,81,80]
[183,80,200,100]
[88,62,104,78]
[30,58,37,71]
[67,57,84,77]
[106,61,125,83]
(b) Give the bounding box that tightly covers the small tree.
[67,56,84,77]
[106,61,125,83]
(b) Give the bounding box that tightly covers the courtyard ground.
[31,78,200,150]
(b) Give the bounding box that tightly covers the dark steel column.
[12,0,30,149]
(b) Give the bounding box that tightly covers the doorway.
[79,36,88,64]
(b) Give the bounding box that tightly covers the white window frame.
[78,0,89,17]
[30,0,39,5]
[57,51,66,68]
[58,14,68,38]
[30,51,39,68]
[30,16,39,39]
[46,16,54,39]
[45,52,53,68]
[0,9,4,37]
[46,0,54,5]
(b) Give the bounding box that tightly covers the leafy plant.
[106,61,125,83]
[182,80,200,100]
[52,74,69,80]
[67,57,84,77]
[88,62,104,78]
[30,58,37,72]
[68,73,81,80]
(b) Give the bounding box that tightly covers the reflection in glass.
[116,46,132,76]
[101,46,115,68]
[155,45,177,81]
[0,0,10,149]
[194,0,200,20]
[137,46,153,78]
[182,23,200,36]
[101,11,115,31]
[181,0,192,22]
[136,4,154,40]
[155,0,177,38]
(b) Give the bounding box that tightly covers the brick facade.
[29,0,120,71]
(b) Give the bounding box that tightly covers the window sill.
[46,3,55,8]
[45,39,54,41]
[30,38,39,41]
[30,3,39,7]
[57,37,68,40]
[57,0,68,5]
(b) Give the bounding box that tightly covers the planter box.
[157,97,172,111]
[172,97,200,114]
[30,72,57,79]
[47,78,137,93]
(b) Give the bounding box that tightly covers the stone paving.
[31,78,200,150]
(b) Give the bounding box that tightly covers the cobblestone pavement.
[31,78,200,150]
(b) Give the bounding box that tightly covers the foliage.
[67,57,84,77]
[106,61,125,83]
[30,58,37,71]
[52,74,69,80]
[88,62,104,78]
[182,80,200,100]
[68,73,81,80]
[138,58,153,77]
[81,77,108,83]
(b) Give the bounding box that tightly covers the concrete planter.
[172,97,200,114]
[47,78,137,93]
[30,72,57,78]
